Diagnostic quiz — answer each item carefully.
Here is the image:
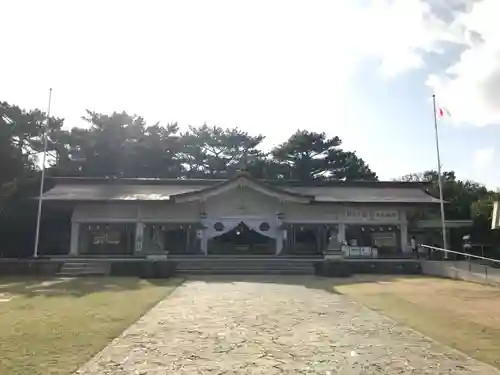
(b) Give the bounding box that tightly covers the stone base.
[315,259,352,277]
[146,254,168,260]
[323,251,345,261]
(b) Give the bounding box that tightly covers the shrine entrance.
[207,221,276,255]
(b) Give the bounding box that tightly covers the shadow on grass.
[0,274,424,298]
[181,274,421,294]
[0,276,180,298]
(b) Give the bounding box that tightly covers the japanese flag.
[439,107,451,117]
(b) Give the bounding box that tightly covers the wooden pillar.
[275,231,283,255]
[69,222,80,256]
[338,223,346,243]
[186,227,191,253]
[400,211,410,253]
[315,225,322,252]
[400,222,409,253]
[135,222,145,255]
[200,230,208,255]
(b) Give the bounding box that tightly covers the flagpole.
[432,93,448,256]
[33,88,52,258]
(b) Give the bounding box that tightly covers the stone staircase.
[173,256,318,275]
[58,261,110,276]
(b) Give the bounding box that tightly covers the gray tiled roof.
[286,186,441,203]
[42,180,441,204]
[42,184,205,201]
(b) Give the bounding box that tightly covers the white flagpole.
[33,88,52,258]
[432,93,448,256]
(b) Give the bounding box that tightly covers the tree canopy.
[1,104,375,182]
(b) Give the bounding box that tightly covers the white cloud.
[426,0,500,126]
[349,0,500,127]
[473,147,495,168]
[354,0,464,78]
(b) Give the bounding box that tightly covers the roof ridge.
[51,176,430,188]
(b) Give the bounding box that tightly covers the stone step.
[175,262,314,268]
[59,262,110,276]
[176,264,313,269]
[174,260,316,275]
[176,269,313,275]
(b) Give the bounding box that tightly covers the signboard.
[372,232,396,247]
[344,210,399,222]
[346,247,376,257]
[92,231,120,245]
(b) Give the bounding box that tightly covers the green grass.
[332,275,500,369]
[0,277,182,375]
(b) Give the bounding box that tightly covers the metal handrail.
[420,244,500,265]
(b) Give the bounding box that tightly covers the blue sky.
[1,0,499,188]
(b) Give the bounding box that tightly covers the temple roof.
[41,174,442,204]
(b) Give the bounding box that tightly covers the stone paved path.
[75,276,500,374]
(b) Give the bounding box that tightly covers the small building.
[41,173,443,258]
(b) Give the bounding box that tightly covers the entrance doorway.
[208,222,275,255]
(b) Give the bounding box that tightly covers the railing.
[420,244,500,281]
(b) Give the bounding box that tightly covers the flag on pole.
[432,94,448,253]
[439,107,451,117]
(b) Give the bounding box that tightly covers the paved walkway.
[75,276,500,374]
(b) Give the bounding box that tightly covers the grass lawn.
[0,277,182,375]
[333,275,500,369]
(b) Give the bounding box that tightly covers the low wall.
[315,259,422,277]
[0,259,177,278]
[110,261,176,278]
[0,259,64,276]
[421,260,500,286]
[346,260,422,275]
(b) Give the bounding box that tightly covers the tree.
[398,170,500,252]
[179,124,266,178]
[399,170,490,220]
[271,130,377,181]
[0,101,64,210]
[47,115,376,182]
[54,111,183,178]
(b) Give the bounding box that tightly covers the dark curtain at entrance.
[208,222,275,255]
